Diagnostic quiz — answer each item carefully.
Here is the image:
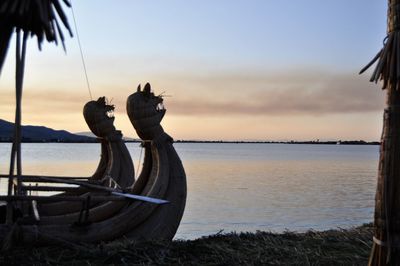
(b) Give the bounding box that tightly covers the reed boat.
[0,1,187,246]
[0,86,187,246]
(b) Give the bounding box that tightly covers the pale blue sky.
[67,0,386,70]
[0,1,389,140]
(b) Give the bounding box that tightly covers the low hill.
[0,119,96,143]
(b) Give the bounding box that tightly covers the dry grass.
[0,223,373,265]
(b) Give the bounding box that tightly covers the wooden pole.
[7,30,28,197]
[16,32,27,196]
[6,30,28,224]
[7,30,20,198]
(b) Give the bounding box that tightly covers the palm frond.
[0,0,73,74]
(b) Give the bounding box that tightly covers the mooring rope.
[70,1,93,100]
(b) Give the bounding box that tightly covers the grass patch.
[0,224,373,265]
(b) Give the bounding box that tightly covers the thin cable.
[70,2,93,100]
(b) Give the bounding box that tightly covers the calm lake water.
[0,143,378,239]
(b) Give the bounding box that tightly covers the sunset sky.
[0,1,387,141]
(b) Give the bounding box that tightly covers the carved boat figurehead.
[125,83,187,241]
[126,83,171,143]
[83,96,134,188]
[83,96,118,139]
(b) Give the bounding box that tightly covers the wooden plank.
[0,195,127,202]
[20,186,79,192]
[0,175,169,204]
[0,174,90,180]
[38,176,122,192]
[112,192,169,205]
[40,176,169,204]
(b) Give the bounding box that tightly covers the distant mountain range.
[0,119,96,143]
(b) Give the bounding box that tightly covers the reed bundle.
[360,0,400,265]
[360,0,400,91]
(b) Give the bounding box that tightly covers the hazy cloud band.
[0,70,385,117]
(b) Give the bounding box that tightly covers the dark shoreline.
[0,140,380,145]
[175,140,380,145]
[0,224,373,265]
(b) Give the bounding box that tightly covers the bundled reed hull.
[0,91,187,245]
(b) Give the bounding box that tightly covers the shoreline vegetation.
[0,224,373,265]
[0,139,380,145]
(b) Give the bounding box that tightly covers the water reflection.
[0,143,378,239]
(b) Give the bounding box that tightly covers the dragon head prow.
[127,83,169,141]
[83,97,117,139]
